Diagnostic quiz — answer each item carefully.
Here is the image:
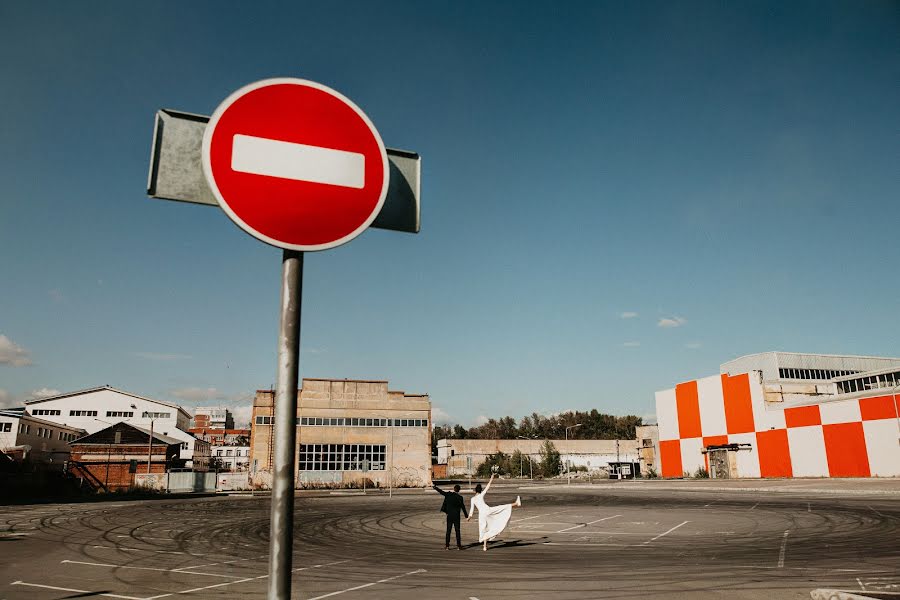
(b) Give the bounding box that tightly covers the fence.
[134,471,249,493]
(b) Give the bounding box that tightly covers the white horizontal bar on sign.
[231,134,365,189]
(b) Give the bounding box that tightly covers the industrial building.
[436,438,640,477]
[655,352,900,479]
[0,408,85,467]
[249,378,432,488]
[22,386,211,470]
[192,406,234,430]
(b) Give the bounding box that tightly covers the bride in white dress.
[466,473,522,551]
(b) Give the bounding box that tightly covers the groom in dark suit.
[433,483,468,549]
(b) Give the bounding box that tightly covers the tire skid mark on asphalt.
[140,558,352,599]
[59,559,246,579]
[306,568,427,600]
[556,514,622,533]
[11,580,146,600]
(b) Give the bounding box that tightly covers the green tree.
[476,451,511,477]
[538,440,561,478]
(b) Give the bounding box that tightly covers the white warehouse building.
[23,386,210,470]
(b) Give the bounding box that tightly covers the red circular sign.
[202,78,388,251]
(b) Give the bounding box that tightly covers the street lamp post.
[517,435,537,479]
[565,424,582,485]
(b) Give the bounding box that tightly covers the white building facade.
[0,408,85,466]
[23,386,209,470]
[212,445,250,471]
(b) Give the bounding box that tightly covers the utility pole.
[146,419,154,474]
[565,424,582,485]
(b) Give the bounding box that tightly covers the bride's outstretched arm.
[467,497,475,521]
[484,473,495,494]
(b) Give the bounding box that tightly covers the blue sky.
[1,1,897,427]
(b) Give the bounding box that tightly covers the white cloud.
[0,389,15,409]
[0,334,32,367]
[641,413,658,425]
[657,316,687,328]
[134,352,193,361]
[171,387,224,403]
[231,404,253,428]
[431,406,453,425]
[474,415,489,426]
[684,342,702,349]
[29,387,61,399]
[623,341,641,347]
[619,311,638,319]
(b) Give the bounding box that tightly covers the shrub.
[693,467,709,479]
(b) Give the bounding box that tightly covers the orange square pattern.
[822,422,870,478]
[675,381,702,439]
[784,405,821,428]
[659,440,683,478]
[721,373,755,434]
[756,429,792,478]
[859,395,897,421]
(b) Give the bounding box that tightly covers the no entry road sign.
[201,78,389,251]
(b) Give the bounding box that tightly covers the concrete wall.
[437,438,640,476]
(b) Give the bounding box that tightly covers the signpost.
[147,78,420,600]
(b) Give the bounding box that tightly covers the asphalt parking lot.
[1,480,898,599]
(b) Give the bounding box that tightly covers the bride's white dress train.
[469,492,516,542]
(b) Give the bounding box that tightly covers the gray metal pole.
[146,419,154,474]
[267,250,303,600]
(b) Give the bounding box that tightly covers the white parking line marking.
[306,568,426,600]
[231,134,366,188]
[640,521,689,545]
[140,559,351,599]
[61,560,244,579]
[777,530,790,568]
[11,581,145,600]
[512,509,573,523]
[749,502,759,510]
[808,503,811,513]
[556,515,622,533]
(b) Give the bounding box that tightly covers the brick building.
[69,422,181,491]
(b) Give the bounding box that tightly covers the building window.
[106,411,134,418]
[255,416,274,425]
[69,410,98,417]
[0,422,11,433]
[298,444,386,472]
[142,411,170,419]
[217,450,224,456]
[226,450,233,456]
[32,409,61,416]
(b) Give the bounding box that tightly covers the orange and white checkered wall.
[655,372,900,478]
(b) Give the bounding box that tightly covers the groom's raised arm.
[432,484,448,496]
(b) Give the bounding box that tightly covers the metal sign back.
[148,109,420,234]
